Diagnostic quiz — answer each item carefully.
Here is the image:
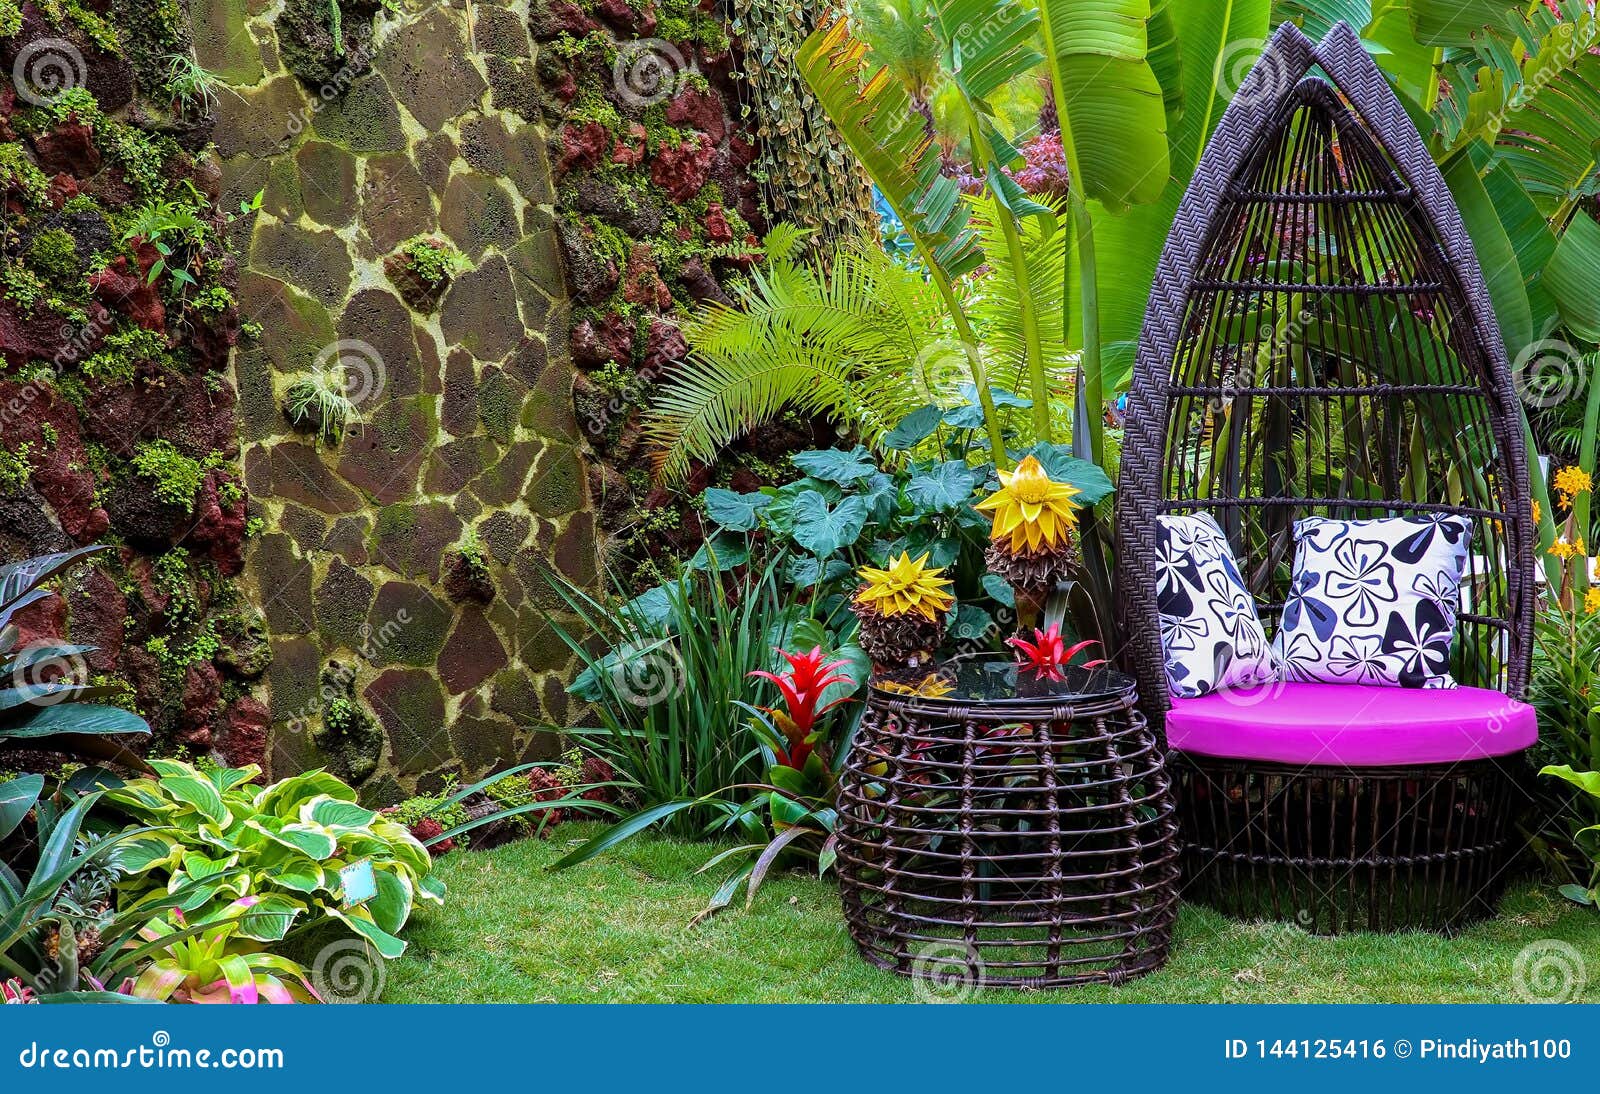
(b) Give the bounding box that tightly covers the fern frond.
[645,236,952,484]
[968,191,1072,403]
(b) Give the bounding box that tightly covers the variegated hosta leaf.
[157,775,231,827]
[302,794,378,833]
[251,769,359,819]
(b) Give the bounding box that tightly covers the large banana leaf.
[1544,212,1600,343]
[1441,143,1533,360]
[1092,0,1274,350]
[1034,0,1171,212]
[1366,0,1439,108]
[1494,44,1600,216]
[797,16,983,280]
[1275,0,1371,41]
[1408,0,1521,46]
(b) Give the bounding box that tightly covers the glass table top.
[869,658,1135,705]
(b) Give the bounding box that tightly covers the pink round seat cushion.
[1167,682,1537,767]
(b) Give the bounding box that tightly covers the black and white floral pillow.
[1156,514,1281,698]
[1273,514,1472,689]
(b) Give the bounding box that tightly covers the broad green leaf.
[305,796,378,832]
[118,836,180,875]
[1541,764,1600,798]
[1092,0,1273,349]
[0,702,150,738]
[1036,0,1171,210]
[1442,145,1533,361]
[250,818,338,861]
[982,573,1017,607]
[158,776,230,826]
[701,488,772,531]
[205,765,261,794]
[789,492,869,557]
[233,894,305,943]
[904,461,981,511]
[1023,443,1116,504]
[1543,212,1600,342]
[1275,0,1372,41]
[252,770,358,818]
[0,774,42,844]
[883,406,945,451]
[1409,0,1520,46]
[366,866,414,937]
[790,446,877,484]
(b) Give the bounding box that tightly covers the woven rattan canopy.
[1115,21,1535,730]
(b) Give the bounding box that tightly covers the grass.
[381,824,1600,1003]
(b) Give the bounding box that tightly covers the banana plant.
[798,15,1011,464]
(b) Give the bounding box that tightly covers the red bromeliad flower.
[748,647,855,769]
[1006,624,1104,682]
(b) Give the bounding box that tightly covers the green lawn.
[381,825,1600,1003]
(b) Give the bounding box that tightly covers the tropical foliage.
[101,761,443,961]
[0,547,151,758]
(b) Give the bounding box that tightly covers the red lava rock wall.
[1,0,264,765]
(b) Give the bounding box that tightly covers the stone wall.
[1,0,260,763]
[210,0,591,802]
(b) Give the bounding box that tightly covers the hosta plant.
[103,761,443,960]
[122,900,318,1004]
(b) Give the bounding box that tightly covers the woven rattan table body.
[836,661,1180,988]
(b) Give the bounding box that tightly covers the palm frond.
[645,237,951,484]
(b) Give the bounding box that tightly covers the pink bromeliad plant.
[122,898,319,1004]
[1006,623,1104,682]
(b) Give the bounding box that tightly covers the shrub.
[103,760,444,960]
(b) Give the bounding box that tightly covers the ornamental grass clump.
[850,551,954,671]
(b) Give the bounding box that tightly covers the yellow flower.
[974,455,1083,554]
[1586,588,1600,615]
[853,551,955,622]
[1549,536,1586,561]
[1532,499,1542,526]
[1553,465,1592,505]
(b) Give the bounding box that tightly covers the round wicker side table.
[835,659,1180,989]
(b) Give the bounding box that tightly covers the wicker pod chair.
[1115,22,1537,934]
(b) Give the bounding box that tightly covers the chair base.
[1171,751,1522,934]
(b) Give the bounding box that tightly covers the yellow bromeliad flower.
[853,552,955,621]
[975,455,1083,554]
[878,672,955,698]
[1586,587,1600,616]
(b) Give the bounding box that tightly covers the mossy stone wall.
[212,0,591,802]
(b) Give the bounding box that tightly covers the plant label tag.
[339,859,377,908]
